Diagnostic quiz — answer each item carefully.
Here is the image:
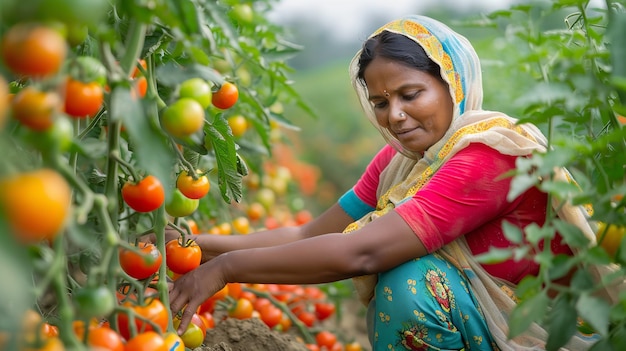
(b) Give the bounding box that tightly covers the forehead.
[363,57,440,93]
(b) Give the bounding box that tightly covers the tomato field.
[1,0,626,350]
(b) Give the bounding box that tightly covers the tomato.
[296,311,316,327]
[116,298,168,340]
[23,115,74,153]
[132,76,148,99]
[163,332,185,351]
[176,170,210,199]
[1,23,67,77]
[124,331,166,351]
[278,312,292,332]
[173,318,204,349]
[246,202,265,222]
[305,344,320,351]
[119,242,162,280]
[217,222,232,235]
[259,304,283,329]
[344,342,363,351]
[0,169,71,243]
[198,311,215,329]
[186,219,200,234]
[227,282,243,300]
[41,323,59,338]
[179,78,212,109]
[21,337,65,351]
[314,302,336,321]
[227,115,248,137]
[64,77,104,118]
[228,298,254,319]
[121,175,165,213]
[131,59,147,78]
[295,209,314,225]
[86,326,124,351]
[165,189,199,218]
[596,222,625,257]
[211,82,238,109]
[160,98,205,138]
[11,87,62,131]
[231,4,254,23]
[316,330,337,349]
[73,285,115,319]
[165,239,201,274]
[70,56,107,86]
[255,187,276,211]
[231,216,250,234]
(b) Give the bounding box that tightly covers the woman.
[168,15,601,350]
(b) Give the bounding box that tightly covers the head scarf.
[345,15,614,351]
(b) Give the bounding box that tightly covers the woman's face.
[363,56,454,153]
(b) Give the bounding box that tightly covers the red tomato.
[211,82,238,109]
[116,299,168,340]
[316,331,337,349]
[121,175,165,213]
[64,77,104,118]
[176,170,210,199]
[1,23,67,77]
[259,304,283,329]
[11,86,62,131]
[165,239,201,274]
[87,326,124,351]
[305,344,320,351]
[0,169,71,243]
[124,331,166,351]
[314,302,336,321]
[199,311,215,329]
[296,311,316,327]
[119,242,162,280]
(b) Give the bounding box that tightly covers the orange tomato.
[217,222,232,235]
[186,219,200,234]
[231,216,250,234]
[176,170,210,199]
[116,298,169,340]
[228,298,254,319]
[0,169,71,243]
[345,341,364,351]
[163,332,185,351]
[64,77,104,118]
[11,87,62,131]
[1,23,67,77]
[227,114,248,137]
[124,331,166,351]
[86,326,124,351]
[246,202,266,222]
[211,82,238,109]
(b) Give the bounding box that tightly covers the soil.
[199,298,371,351]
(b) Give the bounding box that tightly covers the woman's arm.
[169,209,426,333]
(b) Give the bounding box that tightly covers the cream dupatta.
[344,15,618,350]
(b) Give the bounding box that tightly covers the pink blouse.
[342,143,572,284]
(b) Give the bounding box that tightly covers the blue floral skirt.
[367,253,498,351]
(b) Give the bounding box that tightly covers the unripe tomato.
[173,318,204,349]
[176,170,210,199]
[116,299,168,341]
[211,82,238,109]
[119,242,162,280]
[0,169,71,243]
[165,239,201,274]
[124,331,166,351]
[165,189,199,218]
[1,23,67,77]
[179,78,212,109]
[121,175,165,213]
[227,115,248,137]
[23,115,74,153]
[11,87,62,131]
[231,4,254,23]
[73,286,115,319]
[64,77,104,118]
[161,98,205,138]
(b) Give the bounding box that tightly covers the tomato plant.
[165,188,199,218]
[73,285,115,319]
[0,168,71,243]
[119,242,162,280]
[0,23,67,77]
[11,87,62,131]
[165,239,201,275]
[160,98,205,138]
[63,77,104,118]
[121,175,165,213]
[176,170,210,199]
[211,82,239,109]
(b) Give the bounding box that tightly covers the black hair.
[356,31,442,85]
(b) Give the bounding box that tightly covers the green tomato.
[165,189,199,218]
[179,78,212,109]
[174,318,204,349]
[73,56,107,86]
[24,116,74,153]
[74,286,115,319]
[231,4,254,24]
[160,98,205,138]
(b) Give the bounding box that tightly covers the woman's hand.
[168,257,226,335]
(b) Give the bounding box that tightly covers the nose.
[387,100,405,124]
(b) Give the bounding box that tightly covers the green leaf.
[525,223,554,246]
[576,293,611,336]
[553,219,591,249]
[156,63,224,87]
[502,220,524,244]
[474,246,512,264]
[509,291,550,338]
[546,294,577,351]
[205,115,243,203]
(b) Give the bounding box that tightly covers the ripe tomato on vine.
[11,87,62,131]
[116,298,168,340]
[211,81,239,109]
[64,77,104,118]
[121,175,165,213]
[165,239,202,275]
[176,170,210,199]
[119,242,162,280]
